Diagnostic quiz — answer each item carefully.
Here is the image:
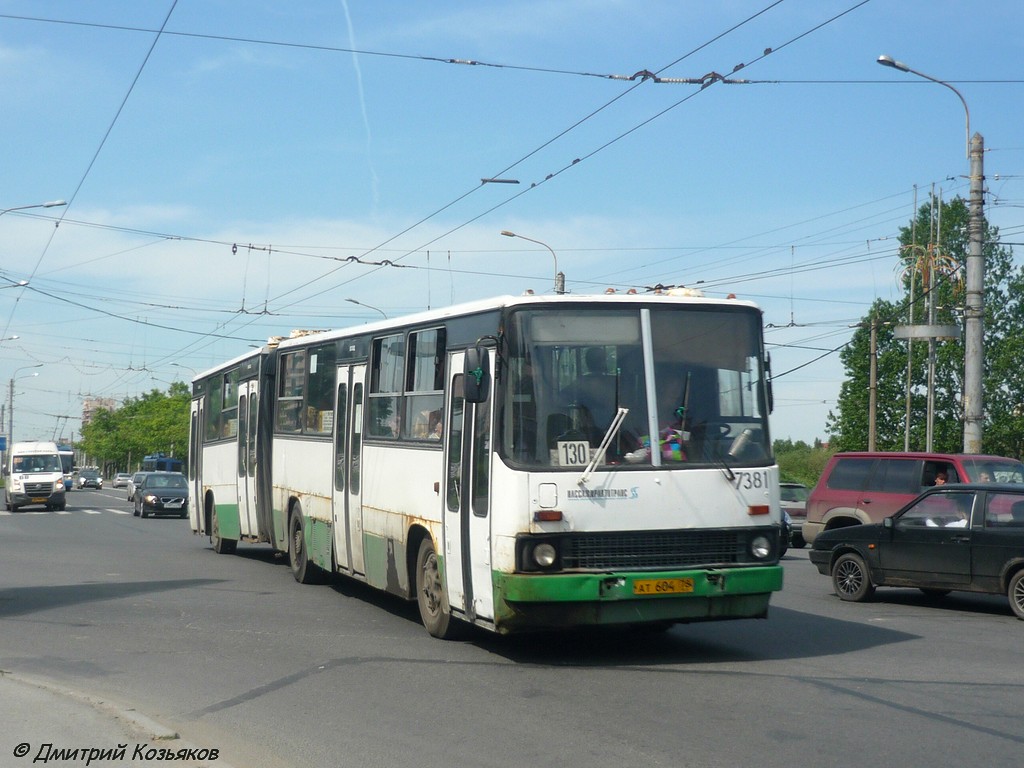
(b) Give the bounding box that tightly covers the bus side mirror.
[464,346,490,403]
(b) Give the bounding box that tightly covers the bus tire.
[415,537,460,639]
[211,510,237,554]
[288,505,319,584]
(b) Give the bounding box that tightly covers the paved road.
[2,488,1022,768]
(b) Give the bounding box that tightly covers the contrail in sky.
[340,0,380,208]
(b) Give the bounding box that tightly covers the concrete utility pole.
[963,132,985,454]
[868,318,877,451]
[877,55,985,453]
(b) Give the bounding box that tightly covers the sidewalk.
[0,672,226,767]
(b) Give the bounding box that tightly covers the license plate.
[633,578,694,595]
[165,500,183,508]
[31,497,48,503]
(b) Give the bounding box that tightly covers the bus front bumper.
[493,565,784,632]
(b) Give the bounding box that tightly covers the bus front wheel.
[415,537,460,639]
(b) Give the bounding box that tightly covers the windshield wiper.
[578,407,629,486]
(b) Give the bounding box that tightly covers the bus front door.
[443,352,495,624]
[332,364,365,575]
[236,380,259,537]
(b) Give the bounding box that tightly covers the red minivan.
[802,452,1024,545]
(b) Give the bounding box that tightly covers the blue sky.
[1,0,1022,447]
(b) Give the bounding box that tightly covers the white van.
[5,441,67,511]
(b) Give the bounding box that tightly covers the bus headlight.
[750,535,772,560]
[533,542,557,568]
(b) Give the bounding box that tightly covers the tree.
[79,382,190,473]
[827,196,1022,457]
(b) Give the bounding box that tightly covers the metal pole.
[963,132,985,453]
[868,318,877,451]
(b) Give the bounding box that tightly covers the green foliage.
[827,196,1023,457]
[774,439,834,488]
[79,381,190,473]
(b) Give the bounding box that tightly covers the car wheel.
[415,537,462,639]
[141,505,149,518]
[288,505,320,584]
[792,533,806,549]
[1009,571,1024,620]
[831,552,875,602]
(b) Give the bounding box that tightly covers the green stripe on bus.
[214,504,241,540]
[492,566,783,629]
[495,565,783,603]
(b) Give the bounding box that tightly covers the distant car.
[133,471,189,518]
[77,469,103,489]
[809,483,1024,620]
[112,472,131,488]
[126,471,149,501]
[779,482,809,548]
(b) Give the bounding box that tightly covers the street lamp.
[346,297,387,319]
[0,200,67,217]
[7,364,43,459]
[877,54,985,453]
[170,363,198,380]
[500,230,566,294]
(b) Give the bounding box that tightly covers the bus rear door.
[332,364,366,575]
[236,380,259,537]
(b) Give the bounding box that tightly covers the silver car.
[126,471,149,501]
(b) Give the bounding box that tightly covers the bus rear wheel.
[415,537,460,639]
[288,506,319,584]
[211,510,236,554]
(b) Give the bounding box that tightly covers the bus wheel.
[415,538,460,639]
[211,510,237,555]
[288,506,318,584]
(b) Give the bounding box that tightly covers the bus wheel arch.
[413,534,461,640]
[288,498,320,584]
[207,492,236,555]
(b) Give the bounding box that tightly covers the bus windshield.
[502,305,771,469]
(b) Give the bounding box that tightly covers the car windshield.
[81,470,100,478]
[12,455,62,473]
[148,475,187,489]
[961,459,1024,484]
[781,485,809,502]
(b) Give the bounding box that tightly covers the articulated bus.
[188,292,784,637]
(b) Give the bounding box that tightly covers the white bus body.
[188,293,784,637]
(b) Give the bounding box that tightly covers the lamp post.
[345,298,387,319]
[7,364,43,460]
[0,200,67,218]
[878,55,984,453]
[500,230,566,294]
